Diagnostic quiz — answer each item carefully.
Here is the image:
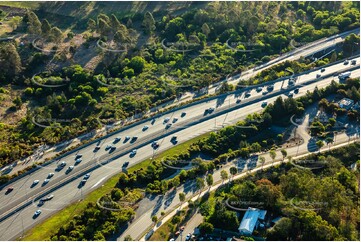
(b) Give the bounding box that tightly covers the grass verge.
[21,132,211,240]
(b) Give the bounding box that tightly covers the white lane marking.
[91,175,109,188]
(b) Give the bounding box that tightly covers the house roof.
[238,207,267,234]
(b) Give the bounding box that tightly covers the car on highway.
[66,166,74,173]
[105,144,112,150]
[267,85,274,91]
[164,117,170,123]
[181,112,186,117]
[288,91,294,98]
[130,136,138,143]
[344,60,349,65]
[33,180,40,185]
[351,60,356,65]
[40,194,54,202]
[75,154,82,159]
[256,86,263,92]
[165,123,172,129]
[321,68,325,72]
[58,161,66,167]
[261,101,267,108]
[171,136,178,144]
[84,173,91,180]
[80,179,87,186]
[294,88,300,94]
[94,145,100,152]
[142,125,149,131]
[151,141,159,149]
[125,136,130,141]
[130,149,137,157]
[43,179,50,185]
[262,90,268,95]
[172,117,178,123]
[109,146,116,152]
[316,73,321,78]
[47,173,54,178]
[122,161,129,168]
[288,79,295,86]
[33,210,41,218]
[75,158,82,164]
[114,137,121,143]
[245,91,251,97]
[5,187,13,194]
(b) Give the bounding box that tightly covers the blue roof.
[238,207,267,235]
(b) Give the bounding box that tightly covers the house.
[338,98,354,110]
[238,207,267,236]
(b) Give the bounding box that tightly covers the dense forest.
[0,1,359,167]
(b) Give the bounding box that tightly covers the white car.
[185,233,192,241]
[75,158,82,164]
[131,149,137,156]
[43,179,50,184]
[67,166,74,171]
[34,210,41,216]
[33,180,39,185]
[47,173,54,178]
[83,173,91,180]
[164,117,170,123]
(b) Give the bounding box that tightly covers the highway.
[119,64,361,241]
[2,28,359,178]
[0,54,359,240]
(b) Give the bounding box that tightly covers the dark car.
[5,187,14,194]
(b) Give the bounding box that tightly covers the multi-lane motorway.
[0,52,359,240]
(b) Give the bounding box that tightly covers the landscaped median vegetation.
[22,76,359,240]
[0,1,359,168]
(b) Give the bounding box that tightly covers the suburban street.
[0,49,359,240]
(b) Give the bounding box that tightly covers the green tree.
[258,156,266,169]
[196,177,205,192]
[198,222,214,235]
[50,27,63,44]
[142,11,156,34]
[87,18,96,31]
[26,11,41,34]
[124,235,133,241]
[201,23,210,37]
[179,192,185,205]
[152,215,158,224]
[41,19,51,36]
[280,149,287,161]
[316,140,324,152]
[129,56,146,74]
[0,44,22,78]
[220,170,228,183]
[206,174,213,188]
[9,16,22,31]
[229,167,237,177]
[269,149,277,164]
